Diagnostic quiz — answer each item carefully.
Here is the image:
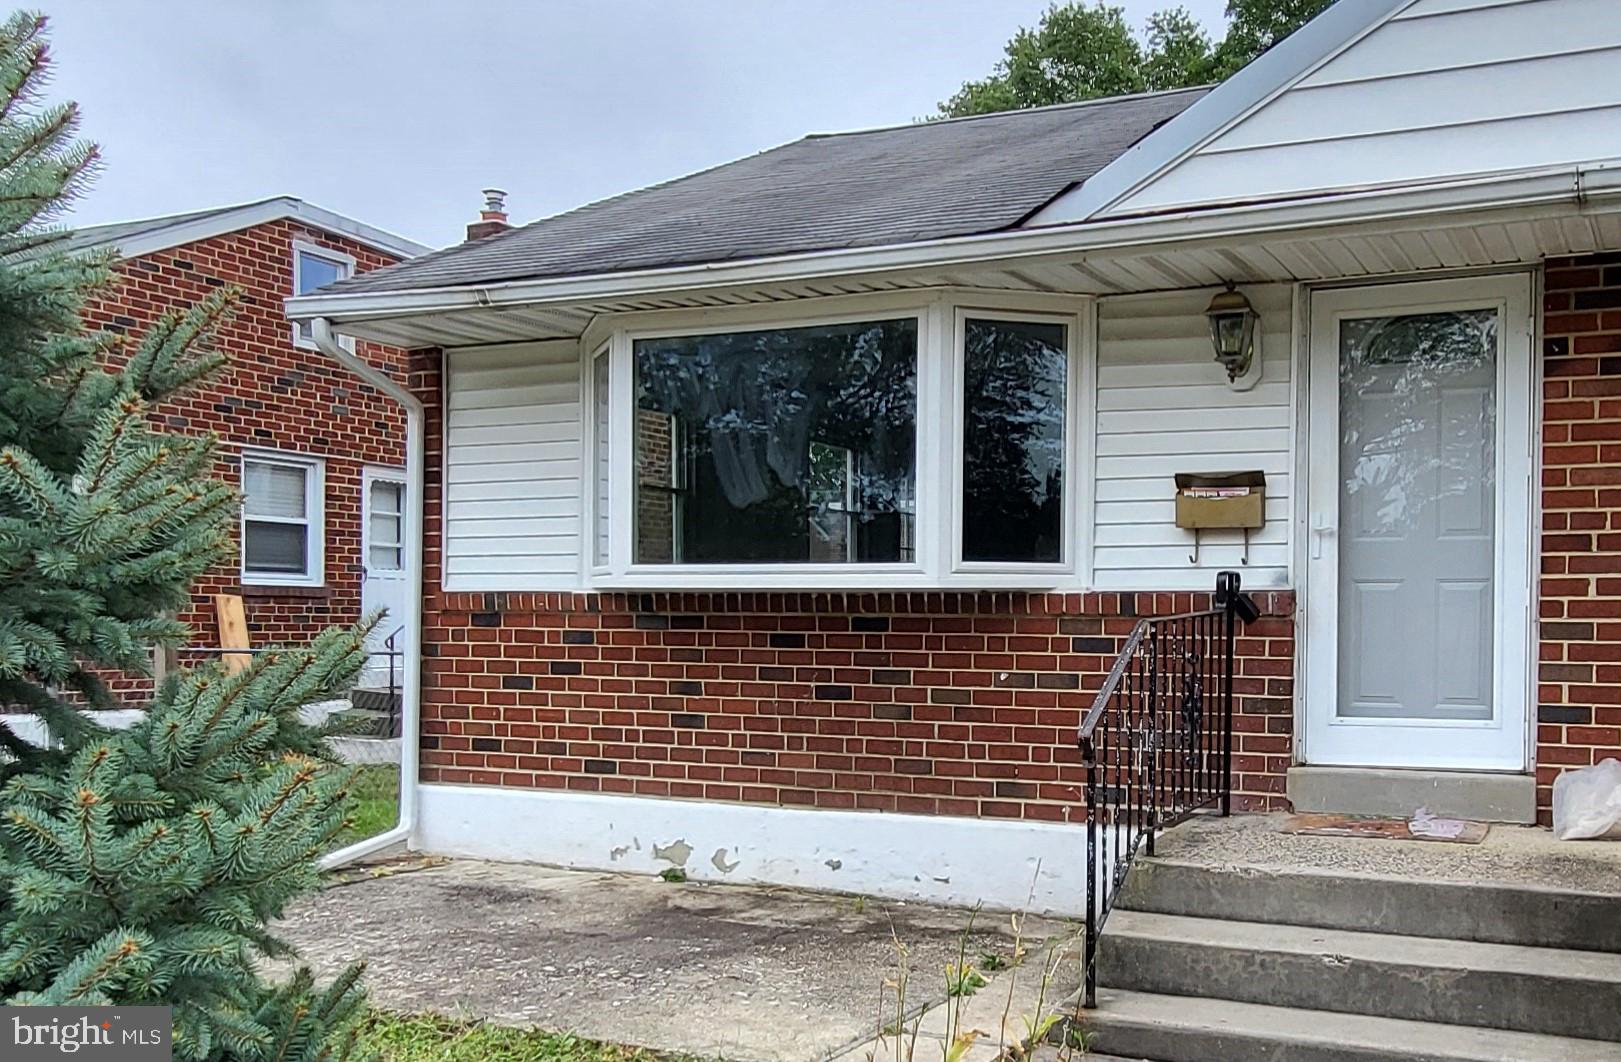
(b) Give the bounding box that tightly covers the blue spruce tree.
[0,12,374,1059]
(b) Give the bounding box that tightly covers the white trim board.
[411,784,1097,916]
[70,196,429,262]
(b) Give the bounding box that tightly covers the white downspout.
[309,317,423,869]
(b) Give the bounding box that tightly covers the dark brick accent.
[1540,704,1593,725]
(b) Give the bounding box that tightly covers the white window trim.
[949,305,1084,577]
[607,304,933,587]
[583,289,1095,591]
[585,342,612,578]
[240,449,326,588]
[291,240,357,352]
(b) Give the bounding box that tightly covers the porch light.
[1205,285,1258,382]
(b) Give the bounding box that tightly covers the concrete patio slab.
[276,858,1080,1062]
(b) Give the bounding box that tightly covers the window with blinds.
[241,453,324,586]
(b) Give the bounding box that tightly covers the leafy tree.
[0,11,373,1059]
[938,0,1334,117]
[1213,0,1338,77]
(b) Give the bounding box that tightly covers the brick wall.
[1538,253,1621,821]
[81,218,409,701]
[410,350,1296,822]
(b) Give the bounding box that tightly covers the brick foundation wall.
[410,350,1296,822]
[1538,254,1621,821]
[80,218,408,702]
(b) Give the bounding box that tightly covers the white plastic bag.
[1552,758,1621,841]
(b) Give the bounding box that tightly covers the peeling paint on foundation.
[609,845,630,861]
[711,848,739,873]
[824,859,842,871]
[652,839,693,867]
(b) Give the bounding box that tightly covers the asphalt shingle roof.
[326,87,1210,296]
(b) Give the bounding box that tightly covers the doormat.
[1282,811,1489,844]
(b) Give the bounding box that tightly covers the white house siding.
[1092,285,1293,590]
[1111,0,1621,215]
[443,341,583,591]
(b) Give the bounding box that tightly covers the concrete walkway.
[1155,811,1621,892]
[276,858,1085,1061]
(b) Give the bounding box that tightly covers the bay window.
[960,317,1069,565]
[631,318,917,565]
[582,296,1084,587]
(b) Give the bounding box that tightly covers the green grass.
[336,764,400,848]
[359,1012,686,1061]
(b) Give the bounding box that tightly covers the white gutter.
[286,160,1621,330]
[310,317,424,870]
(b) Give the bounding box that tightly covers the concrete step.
[1118,856,1621,952]
[1082,990,1621,1062]
[1097,909,1621,1041]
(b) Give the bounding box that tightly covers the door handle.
[1311,515,1336,560]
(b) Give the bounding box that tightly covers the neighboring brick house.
[67,198,428,701]
[290,0,1621,913]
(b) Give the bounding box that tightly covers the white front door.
[1304,276,1534,771]
[360,466,409,688]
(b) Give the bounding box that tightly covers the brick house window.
[291,240,355,350]
[631,318,918,565]
[241,452,325,587]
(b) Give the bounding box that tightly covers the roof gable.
[323,87,1208,296]
[1031,0,1621,223]
[61,196,429,261]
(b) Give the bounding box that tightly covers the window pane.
[593,352,611,566]
[244,460,308,519]
[369,544,403,571]
[296,250,348,295]
[369,480,403,517]
[244,520,307,574]
[634,319,917,564]
[962,318,1067,563]
[369,510,401,547]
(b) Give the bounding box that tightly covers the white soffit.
[327,195,1621,349]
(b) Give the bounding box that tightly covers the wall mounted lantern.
[1205,285,1259,385]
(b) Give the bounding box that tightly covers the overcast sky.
[49,0,1230,249]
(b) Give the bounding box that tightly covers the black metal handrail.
[1078,570,1258,1008]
